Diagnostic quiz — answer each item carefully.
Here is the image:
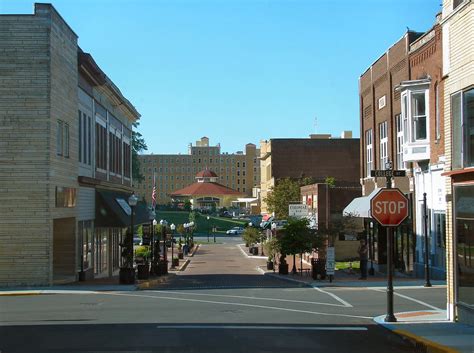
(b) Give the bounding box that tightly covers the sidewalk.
[0,244,200,295]
[374,312,474,353]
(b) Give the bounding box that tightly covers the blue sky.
[2,0,441,154]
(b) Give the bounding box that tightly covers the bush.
[242,227,260,245]
[134,246,151,261]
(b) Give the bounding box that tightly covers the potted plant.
[172,257,179,267]
[177,239,184,259]
[134,246,151,280]
[267,256,274,270]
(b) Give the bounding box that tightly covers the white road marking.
[312,287,353,308]
[148,290,347,307]
[156,325,368,331]
[370,288,442,310]
[101,292,372,320]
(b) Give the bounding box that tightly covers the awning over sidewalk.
[96,189,150,227]
[343,188,381,218]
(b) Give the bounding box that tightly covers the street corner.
[136,274,175,290]
[373,311,459,353]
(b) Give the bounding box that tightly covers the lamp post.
[152,219,159,275]
[189,221,195,247]
[213,226,216,243]
[207,216,210,242]
[120,192,138,284]
[160,219,168,275]
[423,193,432,287]
[149,208,156,266]
[170,223,176,269]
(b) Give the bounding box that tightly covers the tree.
[263,237,280,261]
[242,227,260,246]
[184,200,192,212]
[132,121,148,183]
[325,176,336,187]
[278,218,319,273]
[264,178,301,219]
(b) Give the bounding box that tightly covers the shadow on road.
[0,323,416,353]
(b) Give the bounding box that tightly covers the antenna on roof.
[314,116,318,134]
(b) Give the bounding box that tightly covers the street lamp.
[170,223,176,269]
[149,208,156,266]
[152,219,159,275]
[160,219,168,275]
[189,221,195,246]
[120,192,138,284]
[207,216,210,242]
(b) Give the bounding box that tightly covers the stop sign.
[370,188,409,226]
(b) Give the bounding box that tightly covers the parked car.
[274,220,288,230]
[133,235,141,245]
[219,211,232,218]
[226,227,244,235]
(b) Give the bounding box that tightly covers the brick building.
[440,0,474,325]
[357,23,447,277]
[0,4,145,286]
[135,137,260,205]
[259,132,360,216]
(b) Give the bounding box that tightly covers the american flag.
[151,173,156,209]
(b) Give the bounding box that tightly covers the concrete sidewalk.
[374,311,474,353]
[0,244,200,295]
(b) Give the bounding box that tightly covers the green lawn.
[335,261,360,270]
[155,211,248,233]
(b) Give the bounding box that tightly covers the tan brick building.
[0,4,145,286]
[440,0,474,324]
[135,137,260,205]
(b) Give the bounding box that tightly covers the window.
[78,111,82,162]
[242,162,246,168]
[365,129,373,177]
[452,88,474,169]
[435,83,441,140]
[412,92,427,140]
[396,115,405,170]
[55,187,76,207]
[56,120,69,157]
[95,119,107,170]
[379,121,388,169]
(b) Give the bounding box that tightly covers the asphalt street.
[0,237,446,353]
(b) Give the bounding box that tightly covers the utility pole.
[423,192,432,287]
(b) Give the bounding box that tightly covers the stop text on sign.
[374,200,407,214]
[370,188,409,227]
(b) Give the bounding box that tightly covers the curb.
[391,329,460,353]
[0,291,42,296]
[177,259,191,272]
[189,244,200,257]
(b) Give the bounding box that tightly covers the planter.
[119,267,135,284]
[278,263,289,275]
[160,261,168,275]
[266,261,274,270]
[252,247,259,256]
[172,258,179,267]
[178,251,184,259]
[151,263,162,276]
[137,263,150,280]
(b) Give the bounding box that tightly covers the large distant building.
[260,132,360,215]
[136,137,260,205]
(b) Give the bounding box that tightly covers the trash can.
[311,258,326,280]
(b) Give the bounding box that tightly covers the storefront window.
[455,185,474,309]
[79,220,93,271]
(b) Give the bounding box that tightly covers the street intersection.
[0,237,446,353]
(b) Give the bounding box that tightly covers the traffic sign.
[326,247,335,276]
[370,188,409,227]
[289,204,309,219]
[371,170,406,178]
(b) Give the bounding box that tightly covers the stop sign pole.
[370,161,409,323]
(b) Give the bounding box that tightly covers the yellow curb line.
[0,292,42,296]
[393,329,460,353]
[177,259,190,272]
[189,244,200,257]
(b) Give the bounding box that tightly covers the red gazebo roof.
[170,182,242,197]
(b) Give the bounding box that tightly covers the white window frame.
[365,129,373,177]
[379,121,388,169]
[401,89,429,143]
[396,115,405,170]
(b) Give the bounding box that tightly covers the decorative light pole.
[170,223,176,269]
[207,216,210,242]
[160,219,168,275]
[189,221,195,247]
[120,192,138,284]
[149,208,156,266]
[152,219,159,275]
